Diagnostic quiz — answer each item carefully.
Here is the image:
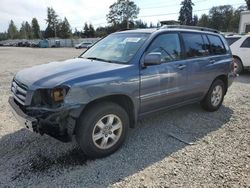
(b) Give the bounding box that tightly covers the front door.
[139,33,189,114]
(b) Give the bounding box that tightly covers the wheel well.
[79,94,135,128]
[215,75,228,94]
[233,55,242,62]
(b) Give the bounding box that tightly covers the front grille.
[11,79,28,106]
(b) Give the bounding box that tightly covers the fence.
[0,38,101,48]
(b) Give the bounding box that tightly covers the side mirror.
[144,52,161,66]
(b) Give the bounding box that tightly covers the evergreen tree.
[45,7,59,38]
[31,18,40,38]
[88,24,95,37]
[25,21,32,39]
[83,23,89,37]
[19,22,27,39]
[179,0,194,25]
[73,28,81,38]
[193,15,198,26]
[7,20,18,39]
[59,17,71,38]
[134,20,147,28]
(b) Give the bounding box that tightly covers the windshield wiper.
[85,57,125,64]
[85,57,112,63]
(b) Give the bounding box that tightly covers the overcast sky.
[0,0,246,32]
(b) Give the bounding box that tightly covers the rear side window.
[182,33,207,58]
[240,37,250,48]
[226,37,241,45]
[207,35,226,55]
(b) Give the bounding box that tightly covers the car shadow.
[0,103,233,187]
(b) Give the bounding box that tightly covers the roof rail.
[160,25,220,33]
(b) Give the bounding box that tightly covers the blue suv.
[9,26,235,158]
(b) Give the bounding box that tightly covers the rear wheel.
[233,57,243,74]
[201,79,226,112]
[75,102,129,158]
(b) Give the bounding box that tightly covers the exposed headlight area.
[31,86,70,108]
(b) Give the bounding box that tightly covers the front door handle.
[177,64,186,70]
[209,59,216,64]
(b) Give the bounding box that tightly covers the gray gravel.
[0,47,249,187]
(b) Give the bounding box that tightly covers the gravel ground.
[0,47,249,188]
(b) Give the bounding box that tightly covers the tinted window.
[182,33,206,58]
[241,37,250,48]
[147,33,182,62]
[226,37,241,46]
[207,35,226,55]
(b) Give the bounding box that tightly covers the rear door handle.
[177,64,186,70]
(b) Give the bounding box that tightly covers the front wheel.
[75,102,129,158]
[201,79,226,112]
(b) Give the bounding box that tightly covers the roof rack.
[160,25,220,33]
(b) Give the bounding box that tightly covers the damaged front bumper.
[9,97,83,142]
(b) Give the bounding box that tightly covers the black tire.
[201,79,226,112]
[233,57,243,74]
[75,102,129,158]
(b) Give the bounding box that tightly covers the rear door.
[180,32,214,99]
[140,32,189,114]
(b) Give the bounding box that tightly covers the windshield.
[80,33,149,64]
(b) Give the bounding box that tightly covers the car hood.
[15,58,131,89]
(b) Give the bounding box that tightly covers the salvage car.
[226,34,250,73]
[9,26,235,158]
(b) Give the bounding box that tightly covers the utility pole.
[54,24,57,38]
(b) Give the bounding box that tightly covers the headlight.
[32,86,69,107]
[52,88,67,102]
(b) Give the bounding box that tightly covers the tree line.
[0,0,249,41]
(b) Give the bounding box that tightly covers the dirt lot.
[0,47,249,187]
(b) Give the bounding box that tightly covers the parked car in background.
[17,41,31,47]
[75,41,93,49]
[31,42,39,48]
[226,34,250,73]
[3,42,16,47]
[9,26,235,158]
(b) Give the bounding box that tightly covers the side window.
[147,33,182,62]
[182,33,206,58]
[226,37,241,46]
[207,35,226,55]
[240,37,250,48]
